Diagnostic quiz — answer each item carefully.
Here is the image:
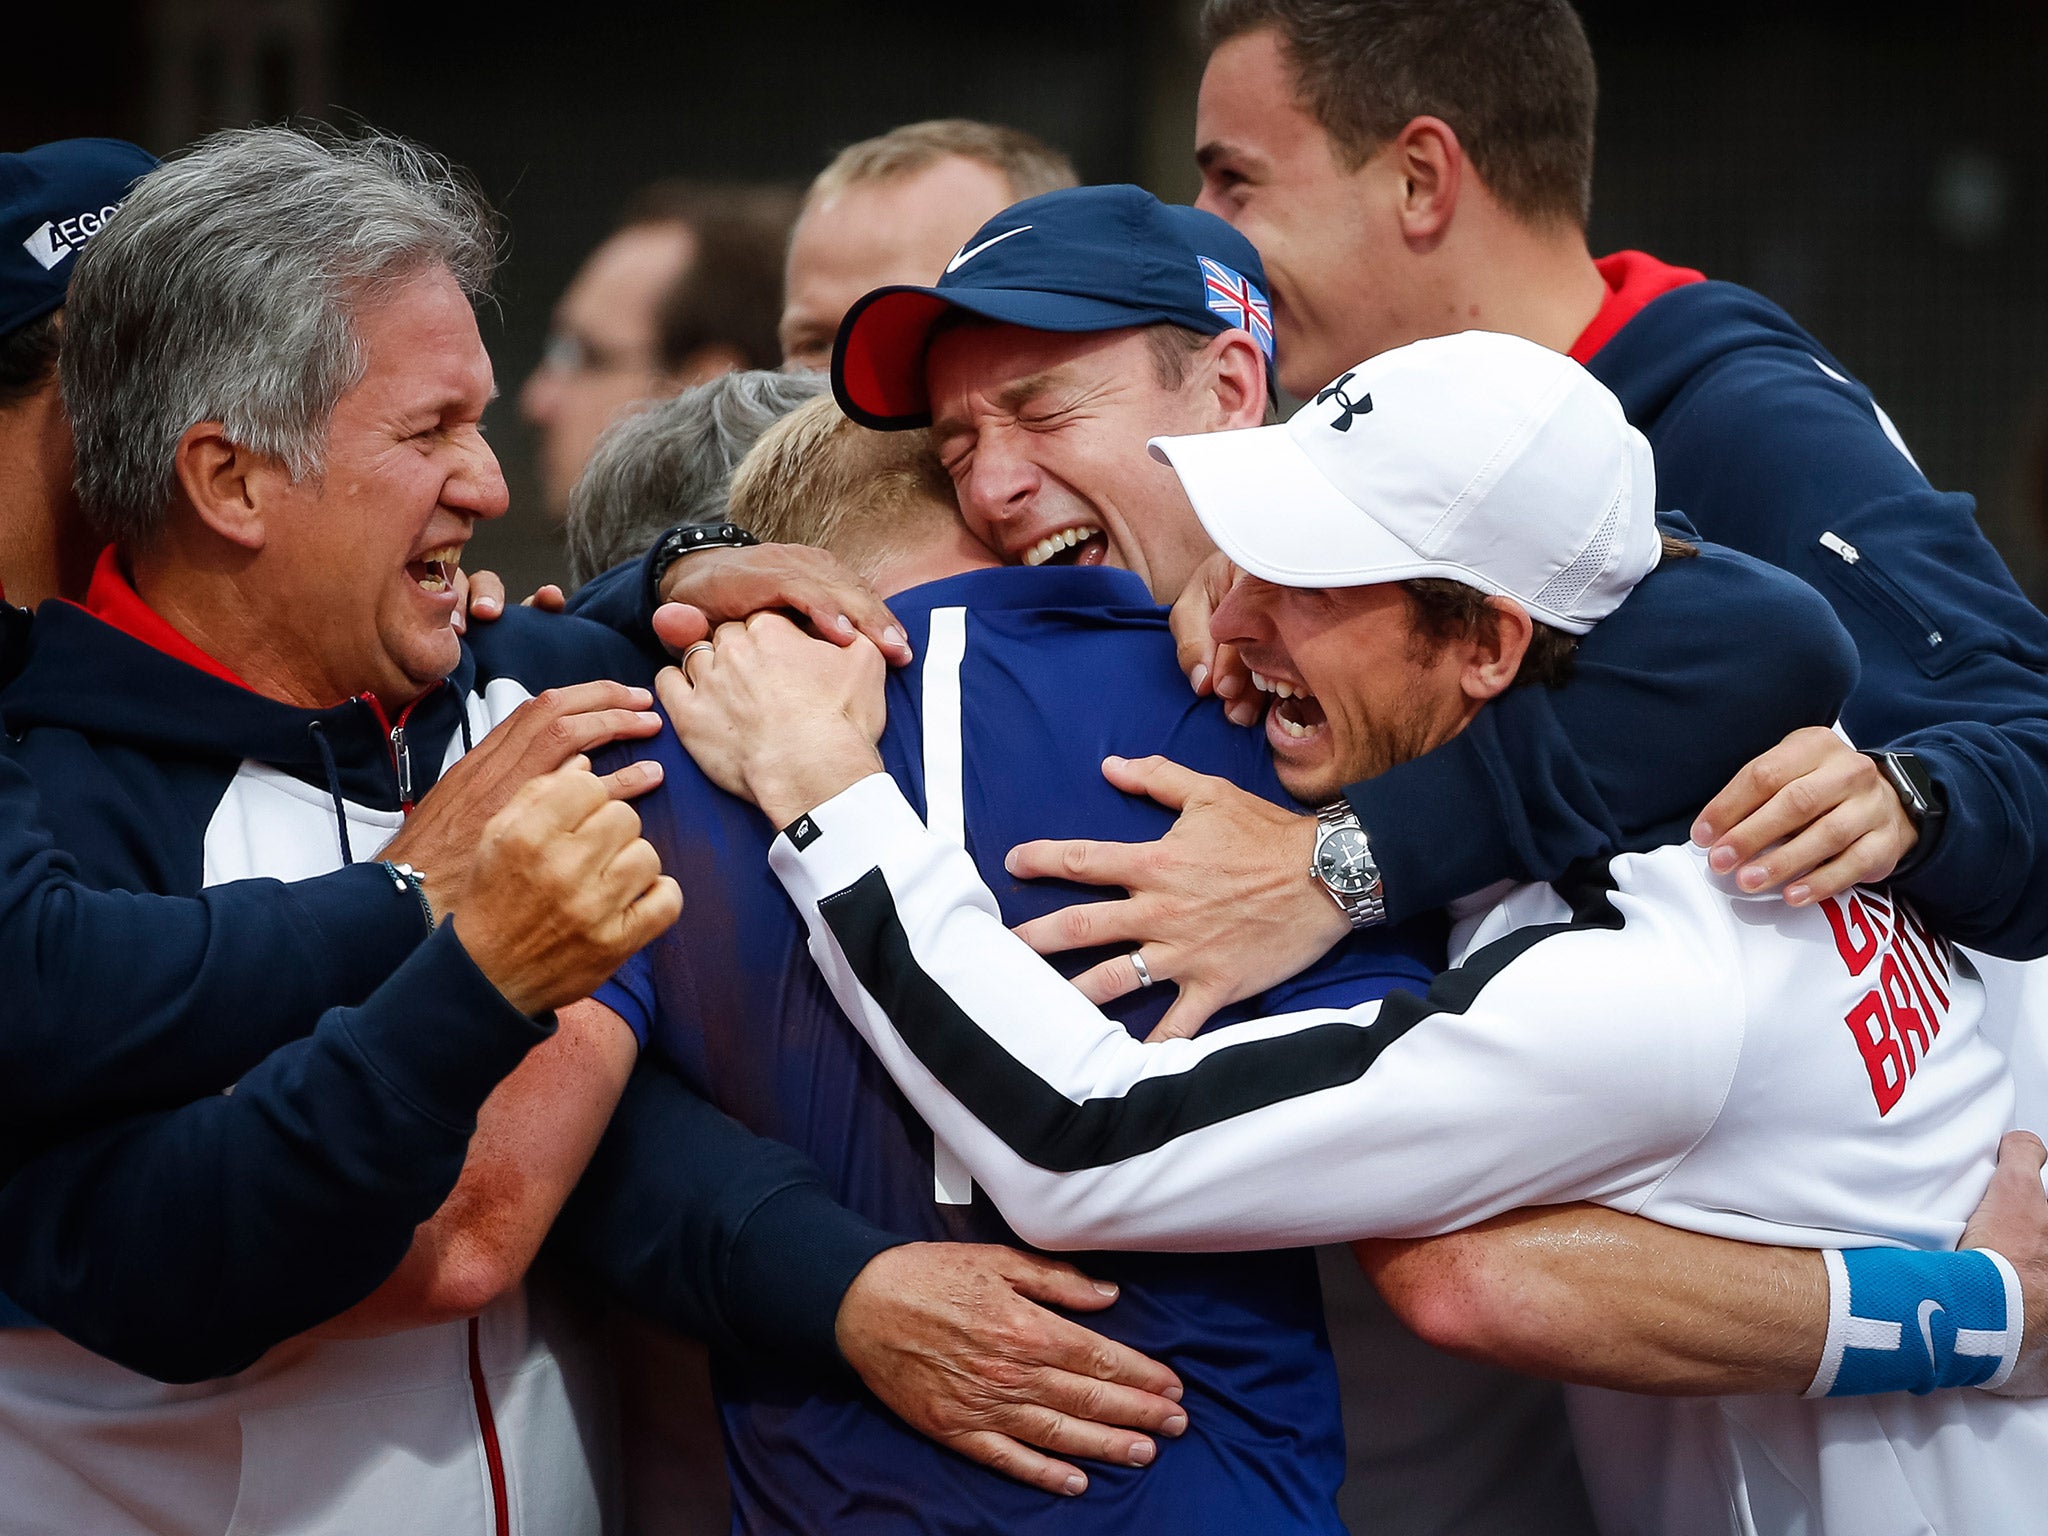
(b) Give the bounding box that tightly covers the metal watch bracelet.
[1311,801,1387,930]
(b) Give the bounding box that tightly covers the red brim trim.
[832,289,954,430]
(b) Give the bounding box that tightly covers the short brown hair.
[728,395,957,580]
[1201,0,1598,229]
[1401,535,1696,689]
[619,181,802,373]
[1400,579,1579,689]
[805,119,1078,212]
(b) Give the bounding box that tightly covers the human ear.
[1463,597,1532,701]
[1390,115,1464,247]
[171,421,270,552]
[1201,329,1272,430]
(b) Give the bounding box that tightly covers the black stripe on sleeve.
[816,857,1623,1173]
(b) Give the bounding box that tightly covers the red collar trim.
[1570,250,1706,364]
[78,546,256,692]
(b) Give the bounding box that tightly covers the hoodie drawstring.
[307,720,355,866]
[458,703,474,756]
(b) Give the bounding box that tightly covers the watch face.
[1315,827,1374,895]
[1886,753,1935,818]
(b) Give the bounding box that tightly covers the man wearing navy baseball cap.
[833,183,1277,603]
[0,138,156,612]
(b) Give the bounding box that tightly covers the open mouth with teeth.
[407,544,464,595]
[1022,526,1109,568]
[1250,668,1328,744]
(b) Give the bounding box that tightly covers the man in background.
[778,119,1076,369]
[520,181,798,521]
[555,119,1074,641]
[1161,0,2048,958]
[0,138,155,611]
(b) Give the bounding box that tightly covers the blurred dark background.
[8,0,2048,602]
[8,6,2048,1527]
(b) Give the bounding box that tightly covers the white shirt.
[772,772,2048,1536]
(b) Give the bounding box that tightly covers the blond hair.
[805,119,1077,211]
[728,395,957,579]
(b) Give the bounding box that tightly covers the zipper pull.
[1819,531,1860,564]
[390,724,413,802]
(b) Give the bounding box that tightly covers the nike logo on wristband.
[1919,1298,1945,1366]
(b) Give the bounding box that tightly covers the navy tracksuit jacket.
[0,599,888,1380]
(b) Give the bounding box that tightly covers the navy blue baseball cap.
[833,183,1276,431]
[0,138,158,339]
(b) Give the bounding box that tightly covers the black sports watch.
[646,521,761,608]
[1862,749,1947,878]
[1310,802,1386,929]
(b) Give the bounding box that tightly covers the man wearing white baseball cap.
[1154,331,1662,801]
[668,330,2048,1536]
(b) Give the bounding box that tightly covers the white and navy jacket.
[771,772,2048,1536]
[0,595,651,1536]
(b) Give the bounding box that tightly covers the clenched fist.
[454,763,682,1016]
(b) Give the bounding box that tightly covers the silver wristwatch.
[1310,802,1385,929]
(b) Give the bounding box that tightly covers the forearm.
[315,996,636,1338]
[772,775,1718,1252]
[552,1058,899,1368]
[0,927,548,1381]
[1361,1205,1824,1396]
[0,745,425,1150]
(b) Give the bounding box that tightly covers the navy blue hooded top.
[1578,256,2048,956]
[0,590,892,1381]
[593,565,1442,1534]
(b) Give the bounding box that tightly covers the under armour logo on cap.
[1314,372,1374,431]
[1145,331,1664,637]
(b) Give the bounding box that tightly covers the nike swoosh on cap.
[945,225,1032,274]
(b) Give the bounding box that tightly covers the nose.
[446,427,511,524]
[957,431,1042,542]
[1208,572,1271,650]
[1193,182,1226,220]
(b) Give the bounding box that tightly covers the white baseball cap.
[1146,330,1661,635]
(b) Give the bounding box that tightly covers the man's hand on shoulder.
[836,1242,1187,1497]
[660,542,912,665]
[660,613,886,827]
[1692,726,1918,904]
[1006,755,1348,1040]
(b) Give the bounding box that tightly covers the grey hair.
[564,368,829,588]
[61,123,498,547]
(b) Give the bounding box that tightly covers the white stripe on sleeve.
[771,774,1738,1252]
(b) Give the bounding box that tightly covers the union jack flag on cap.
[1197,256,1274,360]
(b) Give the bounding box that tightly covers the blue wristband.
[1807,1247,2022,1397]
